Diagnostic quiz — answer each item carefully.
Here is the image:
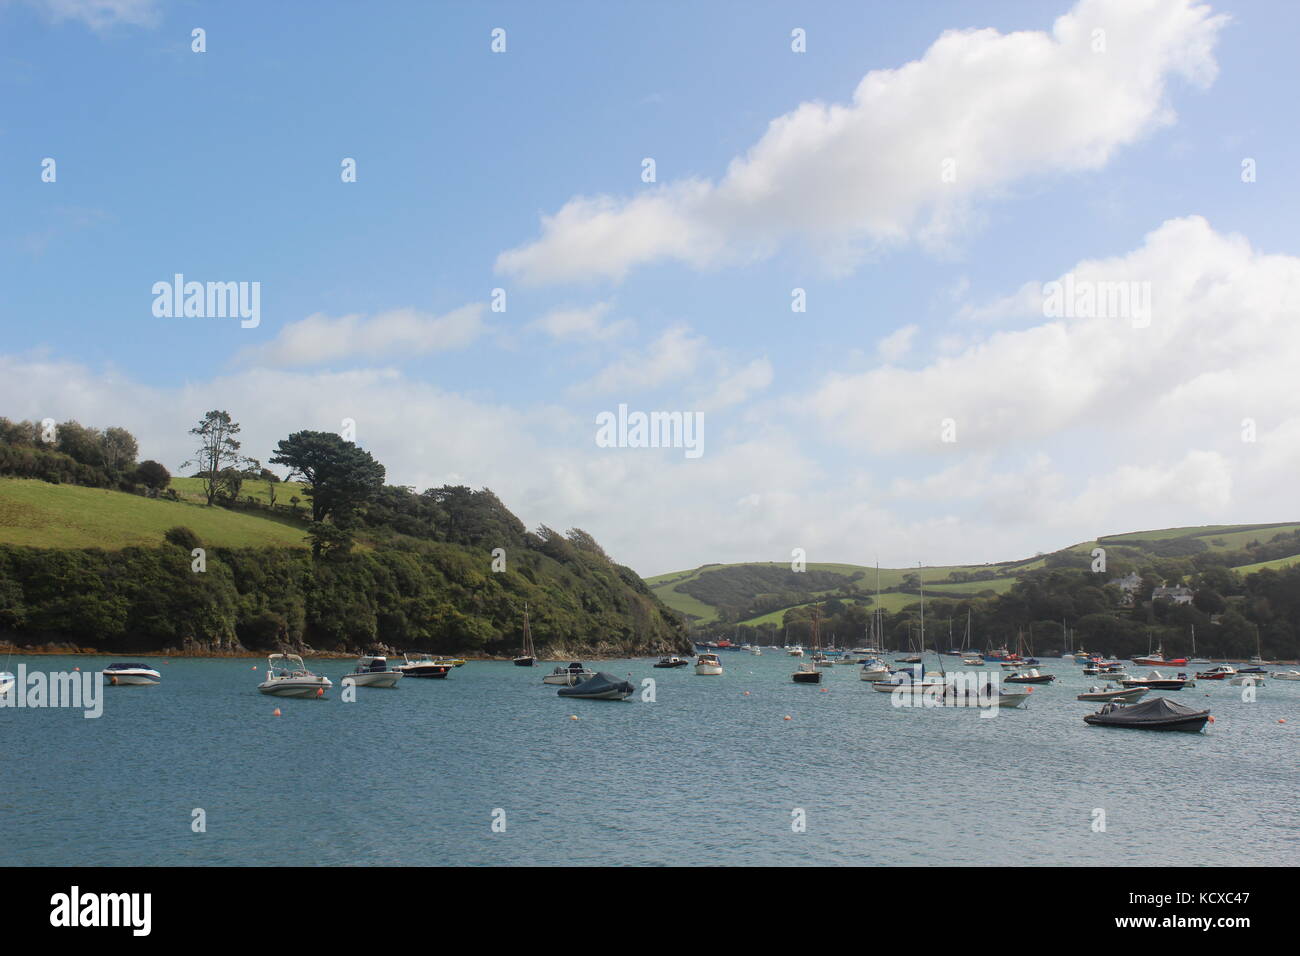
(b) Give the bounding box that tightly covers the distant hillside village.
[1112,572,1194,608]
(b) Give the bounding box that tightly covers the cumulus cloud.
[574,324,707,395]
[811,217,1300,456]
[236,304,485,368]
[496,0,1226,285]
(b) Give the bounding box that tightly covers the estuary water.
[1,653,1295,866]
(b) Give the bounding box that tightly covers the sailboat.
[1188,624,1210,665]
[959,610,982,666]
[792,609,824,683]
[873,564,946,697]
[1246,625,1268,667]
[513,603,537,666]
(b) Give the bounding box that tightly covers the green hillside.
[0,478,309,550]
[656,522,1300,628]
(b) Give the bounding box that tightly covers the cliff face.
[0,540,692,657]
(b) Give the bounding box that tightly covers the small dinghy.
[556,671,635,700]
[1077,685,1148,703]
[1083,696,1210,733]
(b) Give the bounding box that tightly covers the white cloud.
[811,217,1300,457]
[702,358,774,411]
[236,304,486,368]
[496,0,1226,285]
[23,0,157,29]
[877,324,919,363]
[529,302,633,342]
[575,324,707,395]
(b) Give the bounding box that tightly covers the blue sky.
[3,0,1299,575]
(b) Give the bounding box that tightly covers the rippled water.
[2,653,1295,866]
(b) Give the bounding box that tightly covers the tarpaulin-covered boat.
[556,671,635,700]
[1083,696,1210,733]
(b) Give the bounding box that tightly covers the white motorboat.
[341,654,403,688]
[0,671,14,696]
[695,653,724,676]
[542,662,596,686]
[1229,673,1265,687]
[257,654,332,697]
[960,656,984,667]
[870,673,947,695]
[1270,669,1300,681]
[749,645,762,656]
[103,662,161,686]
[787,645,805,657]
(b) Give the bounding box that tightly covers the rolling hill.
[650,522,1300,627]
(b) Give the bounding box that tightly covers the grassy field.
[0,478,309,550]
[1231,554,1300,574]
[171,476,308,507]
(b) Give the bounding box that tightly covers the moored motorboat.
[1077,685,1148,703]
[543,662,596,686]
[1119,669,1193,690]
[960,656,984,667]
[1004,668,1055,684]
[556,671,634,700]
[694,653,724,676]
[257,654,332,697]
[342,654,403,688]
[1195,664,1236,681]
[792,662,823,683]
[394,654,453,679]
[1083,696,1210,733]
[653,655,689,668]
[103,662,162,686]
[1271,669,1300,681]
[1228,673,1265,687]
[787,645,805,657]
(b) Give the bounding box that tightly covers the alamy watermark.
[152,274,260,328]
[1042,273,1151,328]
[595,404,703,459]
[1,665,104,718]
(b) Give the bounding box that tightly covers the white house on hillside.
[1151,585,1194,605]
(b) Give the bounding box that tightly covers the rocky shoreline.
[0,638,685,662]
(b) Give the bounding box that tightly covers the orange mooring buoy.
[272,708,281,716]
[783,715,792,721]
